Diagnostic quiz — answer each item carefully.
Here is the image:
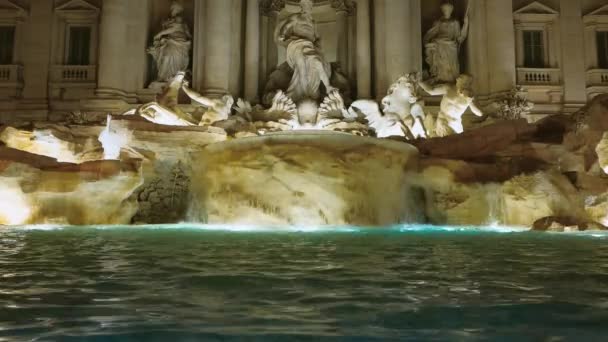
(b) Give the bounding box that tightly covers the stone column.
[266,12,279,74]
[193,0,206,91]
[467,0,516,96]
[332,0,350,73]
[244,0,261,102]
[372,0,421,99]
[259,0,284,95]
[229,0,243,96]
[559,0,587,107]
[21,0,53,104]
[355,0,371,98]
[372,0,386,99]
[96,0,128,98]
[409,0,422,72]
[125,0,150,99]
[384,0,411,84]
[485,0,516,95]
[203,0,233,97]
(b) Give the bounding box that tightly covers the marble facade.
[0,0,607,124]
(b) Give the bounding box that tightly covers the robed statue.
[274,0,338,103]
[424,1,470,83]
[148,0,192,82]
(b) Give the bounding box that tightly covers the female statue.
[148,1,192,82]
[424,1,469,83]
[274,0,338,103]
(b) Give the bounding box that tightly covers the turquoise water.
[1,225,608,341]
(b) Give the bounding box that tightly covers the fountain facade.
[0,0,608,232]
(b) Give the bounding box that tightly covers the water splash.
[98,115,131,160]
[485,184,503,227]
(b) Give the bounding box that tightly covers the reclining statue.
[130,72,234,127]
[133,72,197,126]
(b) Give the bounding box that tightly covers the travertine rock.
[0,147,142,225]
[189,132,422,226]
[0,124,104,163]
[0,117,228,165]
[532,216,608,232]
[415,162,586,227]
[132,162,190,224]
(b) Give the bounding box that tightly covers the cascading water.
[98,115,131,160]
[485,184,504,226]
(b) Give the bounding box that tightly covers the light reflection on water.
[0,224,607,341]
[8,223,536,233]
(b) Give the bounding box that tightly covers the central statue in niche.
[274,0,338,103]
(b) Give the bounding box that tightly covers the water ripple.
[0,225,607,341]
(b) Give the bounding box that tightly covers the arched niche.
[146,0,194,86]
[276,2,340,65]
[420,0,470,77]
[259,0,356,97]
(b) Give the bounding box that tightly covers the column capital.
[331,0,356,15]
[260,0,285,16]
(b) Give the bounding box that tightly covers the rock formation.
[188,132,422,226]
[2,92,608,230]
[0,147,141,225]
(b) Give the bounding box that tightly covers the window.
[523,30,544,68]
[598,31,608,69]
[0,26,15,65]
[67,26,91,65]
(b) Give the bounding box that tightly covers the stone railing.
[0,65,23,84]
[50,65,96,83]
[586,69,608,87]
[516,68,561,86]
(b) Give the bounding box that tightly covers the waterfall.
[98,115,131,160]
[485,184,503,226]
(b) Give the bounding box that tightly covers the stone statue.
[347,74,427,139]
[493,86,534,120]
[274,0,338,103]
[233,90,297,133]
[262,61,352,108]
[233,89,365,133]
[135,72,198,126]
[424,1,469,83]
[382,73,428,139]
[329,62,353,105]
[131,72,233,127]
[348,100,408,138]
[148,0,192,82]
[181,82,234,126]
[419,74,484,137]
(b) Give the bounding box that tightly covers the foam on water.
[7,223,608,238]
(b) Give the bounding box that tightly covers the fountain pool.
[1,224,607,341]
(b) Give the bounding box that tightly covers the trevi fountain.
[2,0,608,340]
[0,0,606,232]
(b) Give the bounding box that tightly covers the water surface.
[1,225,607,341]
